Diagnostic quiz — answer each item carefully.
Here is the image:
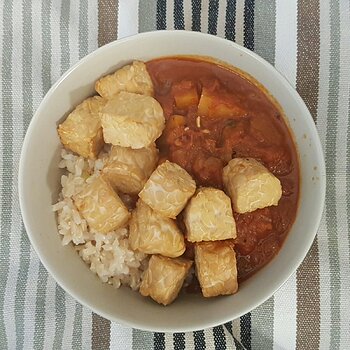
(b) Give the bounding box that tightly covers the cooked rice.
[53,148,148,290]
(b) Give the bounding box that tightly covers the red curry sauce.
[146,57,299,281]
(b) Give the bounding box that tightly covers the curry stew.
[147,57,299,282]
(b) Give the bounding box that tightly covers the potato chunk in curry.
[95,60,154,98]
[140,255,193,306]
[129,200,185,258]
[139,161,196,218]
[57,96,106,159]
[184,187,237,242]
[172,80,199,110]
[100,91,165,149]
[197,86,246,118]
[73,176,130,233]
[102,143,158,194]
[223,158,282,213]
[195,241,238,297]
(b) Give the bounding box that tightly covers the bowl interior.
[19,31,325,332]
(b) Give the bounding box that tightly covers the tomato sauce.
[146,57,299,281]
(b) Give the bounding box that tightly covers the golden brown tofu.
[100,91,165,149]
[102,143,158,194]
[223,158,282,213]
[57,96,106,159]
[95,61,154,99]
[139,255,193,305]
[129,200,185,257]
[73,176,130,233]
[184,187,237,242]
[195,241,238,297]
[197,86,246,118]
[139,161,196,218]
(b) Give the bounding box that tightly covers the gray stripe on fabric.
[251,297,274,350]
[253,0,276,65]
[132,329,154,350]
[138,0,157,33]
[60,0,70,73]
[347,84,350,349]
[21,0,33,132]
[78,0,89,59]
[41,0,52,94]
[53,285,66,350]
[72,303,83,350]
[91,313,111,350]
[324,0,341,347]
[0,0,14,347]
[31,1,52,347]
[14,226,31,350]
[33,265,49,350]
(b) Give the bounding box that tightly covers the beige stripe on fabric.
[296,0,321,122]
[98,0,119,46]
[296,240,321,350]
[295,0,321,348]
[234,0,245,46]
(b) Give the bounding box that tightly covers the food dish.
[19,31,325,331]
[53,56,299,305]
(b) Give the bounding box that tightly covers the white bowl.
[19,31,326,332]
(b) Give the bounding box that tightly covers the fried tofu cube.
[57,96,106,159]
[223,158,282,213]
[102,143,158,194]
[195,241,238,297]
[197,86,246,118]
[100,91,165,149]
[140,255,193,305]
[95,61,154,99]
[139,161,196,218]
[129,200,185,257]
[184,187,237,242]
[73,176,130,233]
[172,80,199,110]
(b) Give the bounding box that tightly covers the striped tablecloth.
[1,0,349,349]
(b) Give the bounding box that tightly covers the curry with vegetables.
[147,57,299,282]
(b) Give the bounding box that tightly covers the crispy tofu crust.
[73,176,130,233]
[140,255,193,305]
[195,241,238,297]
[139,161,196,218]
[57,96,106,159]
[129,200,185,258]
[100,91,165,149]
[95,61,154,98]
[102,143,158,194]
[184,187,237,242]
[223,158,282,213]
